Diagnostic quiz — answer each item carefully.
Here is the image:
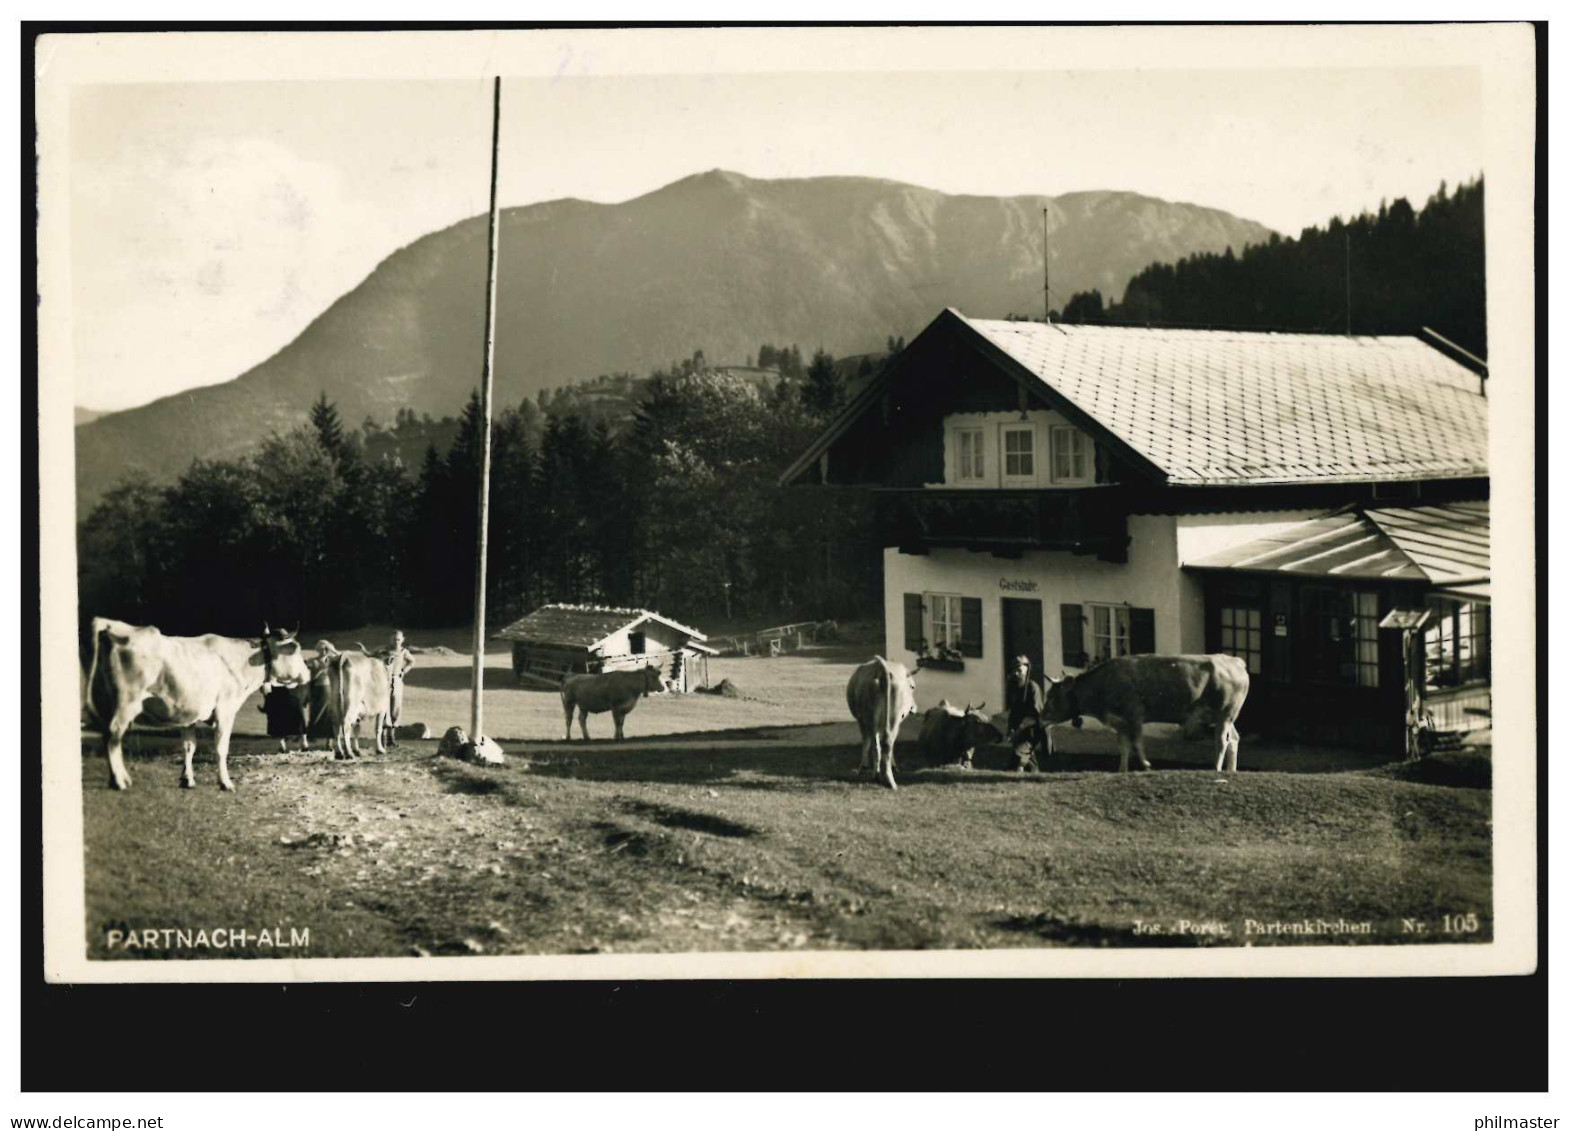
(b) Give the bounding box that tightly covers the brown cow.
[845,656,918,790]
[918,699,1003,769]
[561,664,663,741]
[1041,654,1250,773]
[83,618,311,791]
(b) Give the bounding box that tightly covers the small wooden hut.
[494,604,713,692]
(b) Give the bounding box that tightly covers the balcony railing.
[878,488,1129,561]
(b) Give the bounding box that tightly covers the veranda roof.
[1184,500,1489,598]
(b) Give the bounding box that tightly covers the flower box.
[917,657,965,672]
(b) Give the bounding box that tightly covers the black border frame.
[21,19,1547,1094]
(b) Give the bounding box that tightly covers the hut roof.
[493,604,707,650]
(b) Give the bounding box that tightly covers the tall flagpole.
[471,76,502,741]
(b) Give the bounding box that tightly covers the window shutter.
[1130,607,1156,654]
[903,593,925,653]
[960,597,983,658]
[1060,604,1085,668]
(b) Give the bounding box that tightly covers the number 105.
[1442,913,1482,934]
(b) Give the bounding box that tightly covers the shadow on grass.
[518,731,1111,790]
[440,773,509,797]
[619,799,760,838]
[528,725,790,747]
[589,821,660,857]
[1364,750,1492,790]
[523,736,887,787]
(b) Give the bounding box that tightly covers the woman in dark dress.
[258,651,335,752]
[259,683,309,752]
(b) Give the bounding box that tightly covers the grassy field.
[291,626,887,742]
[81,636,1493,958]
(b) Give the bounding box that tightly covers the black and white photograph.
[35,23,1537,985]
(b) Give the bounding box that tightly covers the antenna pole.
[470,76,503,742]
[1043,206,1050,322]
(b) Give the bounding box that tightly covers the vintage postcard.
[36,24,1538,983]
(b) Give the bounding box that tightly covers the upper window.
[1051,426,1092,484]
[955,427,985,483]
[1001,424,1036,485]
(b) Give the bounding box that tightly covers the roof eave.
[776,314,953,487]
[1167,468,1488,488]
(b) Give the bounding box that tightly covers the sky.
[66,61,1483,412]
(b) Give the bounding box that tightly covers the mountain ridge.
[74,169,1274,507]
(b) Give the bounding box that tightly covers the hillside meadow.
[81,640,1491,958]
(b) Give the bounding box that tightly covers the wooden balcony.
[878,488,1130,561]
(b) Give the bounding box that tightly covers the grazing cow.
[83,618,311,791]
[1041,654,1251,773]
[561,664,663,741]
[845,656,918,790]
[1006,654,1053,772]
[328,649,395,760]
[918,699,1004,769]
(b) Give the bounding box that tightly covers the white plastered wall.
[883,514,1180,712]
[883,506,1329,711]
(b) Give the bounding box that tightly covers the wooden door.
[1001,598,1044,706]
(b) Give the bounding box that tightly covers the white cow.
[327,649,395,760]
[83,618,311,791]
[845,656,919,790]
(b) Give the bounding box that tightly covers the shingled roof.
[955,313,1488,486]
[493,604,706,650]
[1185,501,1490,597]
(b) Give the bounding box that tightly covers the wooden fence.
[709,620,838,658]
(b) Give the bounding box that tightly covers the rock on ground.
[437,727,469,759]
[464,735,506,766]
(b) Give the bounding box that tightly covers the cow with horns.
[918,699,1004,770]
[1040,654,1251,773]
[83,619,312,791]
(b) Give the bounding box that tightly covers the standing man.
[1006,653,1051,772]
[383,630,416,748]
